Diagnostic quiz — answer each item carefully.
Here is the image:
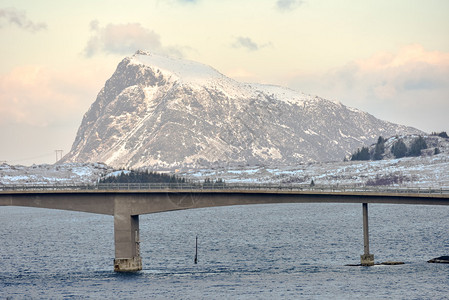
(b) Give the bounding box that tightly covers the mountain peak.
[129,51,228,88]
[128,52,313,104]
[62,54,422,169]
[134,50,152,56]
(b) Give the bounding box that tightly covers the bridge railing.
[1,182,449,195]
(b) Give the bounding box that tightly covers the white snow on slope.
[130,51,314,104]
[131,51,230,86]
[178,153,449,188]
[0,163,113,186]
[3,153,447,188]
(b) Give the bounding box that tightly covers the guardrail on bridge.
[1,183,448,195]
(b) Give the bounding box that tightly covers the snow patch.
[131,52,228,87]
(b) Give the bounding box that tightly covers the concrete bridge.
[1,184,448,271]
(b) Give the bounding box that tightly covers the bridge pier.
[360,203,374,266]
[114,214,142,272]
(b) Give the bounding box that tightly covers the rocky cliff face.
[62,51,422,169]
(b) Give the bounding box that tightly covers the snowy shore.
[1,152,448,189]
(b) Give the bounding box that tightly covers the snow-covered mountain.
[62,51,422,169]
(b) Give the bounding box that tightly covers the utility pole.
[55,150,63,163]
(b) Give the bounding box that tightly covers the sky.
[1,0,448,165]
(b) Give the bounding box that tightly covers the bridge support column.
[114,214,142,272]
[360,203,374,266]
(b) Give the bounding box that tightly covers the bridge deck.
[1,186,449,216]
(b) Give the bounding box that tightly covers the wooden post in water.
[360,203,374,266]
[194,235,198,264]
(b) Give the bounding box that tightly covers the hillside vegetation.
[350,132,448,161]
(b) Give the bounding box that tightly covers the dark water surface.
[1,203,448,299]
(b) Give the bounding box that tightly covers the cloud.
[0,64,107,127]
[232,36,272,52]
[233,37,259,51]
[344,44,449,100]
[0,62,116,164]
[286,44,449,132]
[156,0,199,6]
[84,21,183,57]
[0,7,47,32]
[276,0,304,12]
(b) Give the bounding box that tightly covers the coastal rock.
[427,256,449,263]
[381,261,405,265]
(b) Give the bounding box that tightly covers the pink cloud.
[286,44,449,132]
[356,44,449,71]
[349,44,449,100]
[0,64,108,127]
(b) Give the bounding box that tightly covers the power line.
[4,152,56,164]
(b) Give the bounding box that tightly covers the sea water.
[1,203,448,299]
